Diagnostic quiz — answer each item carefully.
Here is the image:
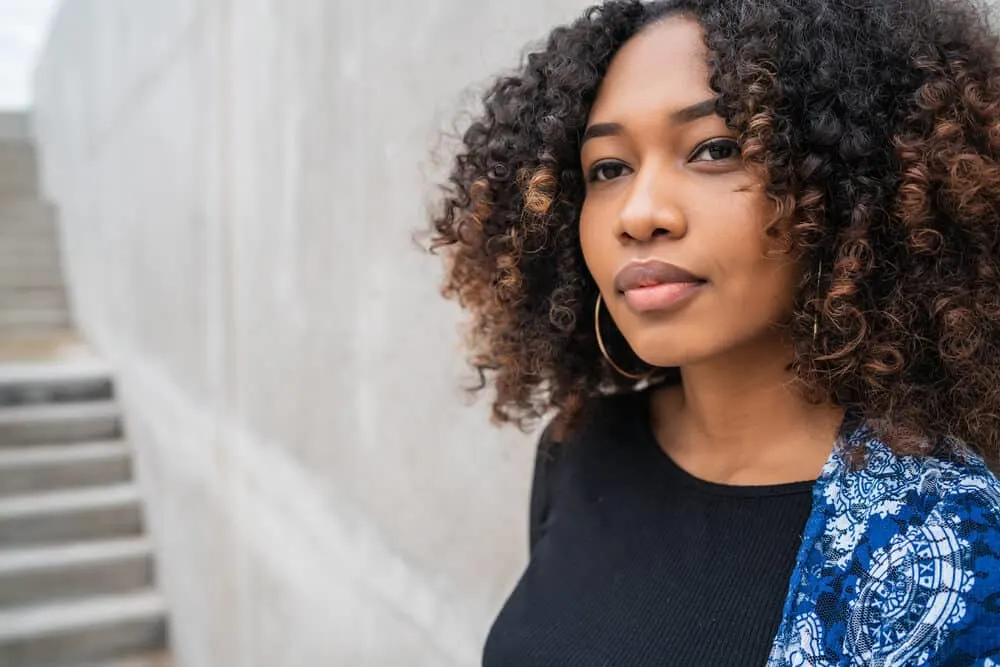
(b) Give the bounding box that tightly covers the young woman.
[430,0,1000,664]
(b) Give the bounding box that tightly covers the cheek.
[728,247,800,320]
[771,258,802,314]
[712,199,797,312]
[578,202,612,284]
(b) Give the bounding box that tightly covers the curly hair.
[429,0,1000,467]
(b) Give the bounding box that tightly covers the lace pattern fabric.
[768,429,1000,666]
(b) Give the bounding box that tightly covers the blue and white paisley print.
[768,429,1000,666]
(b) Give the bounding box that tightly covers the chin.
[627,333,710,370]
[634,349,700,370]
[625,320,788,371]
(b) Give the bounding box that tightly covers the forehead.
[589,16,712,121]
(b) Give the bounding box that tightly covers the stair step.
[0,441,130,496]
[0,264,64,287]
[0,113,31,142]
[0,310,72,329]
[0,243,61,257]
[0,537,153,607]
[0,224,56,239]
[0,326,74,339]
[0,590,166,666]
[0,285,65,294]
[0,289,67,311]
[80,651,173,667]
[0,485,142,546]
[0,245,60,258]
[0,141,38,197]
[0,361,112,407]
[0,225,56,240]
[0,232,61,252]
[0,199,54,226]
[0,281,64,294]
[0,242,60,255]
[0,401,120,445]
[0,255,63,272]
[0,315,72,337]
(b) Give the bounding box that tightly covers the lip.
[614,260,706,313]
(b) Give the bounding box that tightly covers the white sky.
[0,0,60,109]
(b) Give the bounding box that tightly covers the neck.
[649,334,844,485]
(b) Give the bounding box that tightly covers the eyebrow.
[581,97,719,144]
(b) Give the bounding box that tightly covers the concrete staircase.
[0,113,169,666]
[0,364,168,666]
[0,117,71,336]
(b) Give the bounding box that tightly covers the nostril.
[651,228,670,238]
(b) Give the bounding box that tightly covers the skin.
[579,16,845,486]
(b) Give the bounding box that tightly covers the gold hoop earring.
[594,293,649,381]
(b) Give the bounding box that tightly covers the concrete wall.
[0,112,31,140]
[31,1,591,665]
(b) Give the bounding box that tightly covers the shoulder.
[538,389,649,457]
[807,430,1000,663]
[531,389,654,499]
[527,390,647,551]
[820,429,1000,549]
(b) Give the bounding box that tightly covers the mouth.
[613,260,706,314]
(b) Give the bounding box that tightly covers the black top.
[482,391,815,667]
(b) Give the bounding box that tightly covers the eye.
[690,138,740,163]
[587,160,632,183]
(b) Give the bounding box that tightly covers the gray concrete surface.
[0,113,31,141]
[31,1,592,665]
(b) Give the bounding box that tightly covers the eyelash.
[586,138,741,183]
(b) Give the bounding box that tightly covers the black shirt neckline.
[633,388,817,499]
[484,390,818,667]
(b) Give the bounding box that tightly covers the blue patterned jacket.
[767,426,1000,666]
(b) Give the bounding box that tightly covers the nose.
[617,161,687,243]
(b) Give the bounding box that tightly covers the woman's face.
[579,16,800,371]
